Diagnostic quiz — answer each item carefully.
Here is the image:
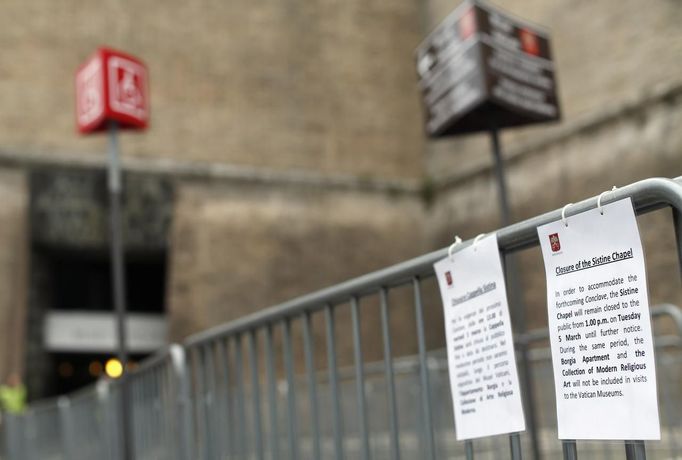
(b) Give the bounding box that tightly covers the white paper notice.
[537,198,660,440]
[434,234,525,440]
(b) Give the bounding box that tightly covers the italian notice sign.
[415,0,560,136]
[434,235,525,439]
[537,199,660,440]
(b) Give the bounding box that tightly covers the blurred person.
[0,373,26,414]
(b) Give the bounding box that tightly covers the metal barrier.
[4,176,682,460]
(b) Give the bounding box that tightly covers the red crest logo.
[549,233,561,252]
[520,29,540,56]
[459,8,477,40]
[445,271,453,287]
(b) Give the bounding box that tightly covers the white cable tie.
[448,235,463,260]
[561,203,573,227]
[597,186,618,215]
[473,233,486,251]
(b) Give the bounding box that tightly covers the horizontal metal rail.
[185,177,682,346]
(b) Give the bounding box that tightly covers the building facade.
[0,0,680,398]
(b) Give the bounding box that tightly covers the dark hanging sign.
[415,0,560,137]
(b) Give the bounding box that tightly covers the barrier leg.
[351,296,371,460]
[325,304,345,460]
[510,432,523,460]
[264,325,281,460]
[202,344,217,460]
[562,440,577,460]
[413,277,436,460]
[248,330,265,460]
[302,311,322,460]
[625,440,646,460]
[58,397,76,460]
[170,345,194,460]
[235,334,249,458]
[213,340,230,458]
[5,414,25,460]
[380,288,401,460]
[282,320,300,460]
[674,209,682,276]
[465,440,474,460]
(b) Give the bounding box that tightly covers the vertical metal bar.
[413,277,436,460]
[173,345,194,460]
[496,435,505,460]
[135,373,145,458]
[501,264,540,460]
[516,312,541,460]
[154,366,163,456]
[325,304,344,460]
[625,441,646,460]
[107,120,133,460]
[144,372,152,457]
[203,344,217,460]
[149,371,157,456]
[193,345,210,459]
[283,319,300,460]
[58,397,75,460]
[265,325,281,460]
[351,297,371,460]
[130,375,139,458]
[465,440,474,460]
[193,348,208,460]
[138,373,147,458]
[653,341,678,457]
[146,373,153,457]
[601,441,613,460]
[670,207,682,460]
[674,209,682,276]
[149,370,157,456]
[158,362,168,458]
[221,338,235,458]
[249,330,266,460]
[562,440,578,460]
[379,288,401,460]
[25,410,35,460]
[4,414,24,460]
[214,339,230,458]
[510,433,523,460]
[489,123,511,225]
[114,381,125,460]
[235,335,248,458]
[160,361,172,459]
[302,311,322,460]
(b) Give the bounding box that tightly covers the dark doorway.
[28,248,168,399]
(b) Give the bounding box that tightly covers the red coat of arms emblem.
[549,233,561,252]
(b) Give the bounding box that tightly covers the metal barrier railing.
[4,176,682,460]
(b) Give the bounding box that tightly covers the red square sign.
[75,47,149,133]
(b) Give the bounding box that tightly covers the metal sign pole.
[489,124,542,460]
[107,120,133,460]
[489,125,511,225]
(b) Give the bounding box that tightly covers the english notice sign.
[75,47,149,133]
[415,0,560,137]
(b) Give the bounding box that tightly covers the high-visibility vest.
[0,384,26,414]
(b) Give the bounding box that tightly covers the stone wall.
[0,170,29,380]
[1,0,424,180]
[167,181,429,365]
